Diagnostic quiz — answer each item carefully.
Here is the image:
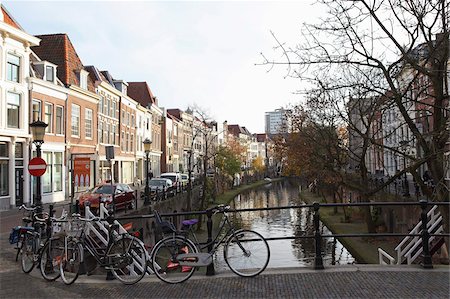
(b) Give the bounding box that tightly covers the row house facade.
[347,36,450,190]
[128,82,163,179]
[32,33,100,200]
[0,7,274,209]
[0,6,40,208]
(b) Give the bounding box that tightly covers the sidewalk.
[0,231,449,299]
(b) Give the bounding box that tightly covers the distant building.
[265,108,291,136]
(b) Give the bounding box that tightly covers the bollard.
[313,202,324,270]
[206,210,215,275]
[420,199,433,269]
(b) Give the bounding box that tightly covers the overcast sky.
[6,0,323,133]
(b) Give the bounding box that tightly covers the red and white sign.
[28,157,47,177]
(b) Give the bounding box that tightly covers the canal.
[215,179,354,270]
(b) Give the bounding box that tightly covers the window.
[111,100,117,118]
[111,125,115,145]
[44,103,53,133]
[32,100,41,121]
[121,131,125,151]
[131,115,135,127]
[107,99,111,117]
[56,106,64,135]
[109,99,113,117]
[85,108,93,139]
[130,134,134,153]
[45,65,54,82]
[105,123,110,144]
[71,104,80,137]
[99,96,104,114]
[43,152,52,193]
[54,152,63,192]
[79,70,88,90]
[0,142,8,196]
[98,122,103,143]
[7,53,20,82]
[7,92,20,128]
[126,133,130,152]
[127,112,130,126]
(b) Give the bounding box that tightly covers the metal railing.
[66,199,449,276]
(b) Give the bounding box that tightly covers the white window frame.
[55,106,64,135]
[7,92,21,129]
[6,53,20,83]
[44,103,53,133]
[85,108,93,139]
[71,104,80,137]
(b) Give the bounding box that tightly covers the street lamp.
[400,140,410,197]
[143,138,152,205]
[30,120,48,213]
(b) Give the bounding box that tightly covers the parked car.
[78,183,136,213]
[160,173,182,188]
[148,178,174,194]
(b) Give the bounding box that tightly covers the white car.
[160,173,182,187]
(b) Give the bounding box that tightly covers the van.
[160,172,182,187]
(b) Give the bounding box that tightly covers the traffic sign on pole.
[28,157,47,177]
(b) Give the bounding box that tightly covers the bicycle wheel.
[40,238,63,281]
[108,235,147,285]
[224,229,270,277]
[60,239,83,285]
[21,233,36,273]
[151,236,198,284]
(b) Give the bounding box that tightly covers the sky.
[5,0,324,133]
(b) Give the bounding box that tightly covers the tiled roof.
[31,34,95,92]
[167,109,182,120]
[255,133,267,142]
[128,82,156,107]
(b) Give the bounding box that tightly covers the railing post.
[420,199,433,269]
[313,202,324,270]
[206,210,215,275]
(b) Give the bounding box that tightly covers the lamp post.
[400,140,410,197]
[143,138,152,205]
[30,120,48,214]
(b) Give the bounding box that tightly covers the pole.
[313,202,324,270]
[420,199,433,268]
[35,142,43,214]
[144,151,150,205]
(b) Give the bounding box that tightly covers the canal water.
[215,179,355,270]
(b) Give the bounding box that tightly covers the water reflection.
[216,180,354,269]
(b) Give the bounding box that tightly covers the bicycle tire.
[39,238,63,281]
[224,229,270,277]
[108,235,147,285]
[21,233,35,273]
[151,236,198,284]
[60,239,83,285]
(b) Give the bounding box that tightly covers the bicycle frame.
[184,212,240,255]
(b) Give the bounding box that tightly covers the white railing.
[378,205,443,265]
[84,204,155,275]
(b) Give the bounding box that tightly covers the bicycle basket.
[61,219,85,237]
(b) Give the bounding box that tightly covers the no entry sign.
[28,157,47,177]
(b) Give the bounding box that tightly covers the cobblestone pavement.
[1,233,449,299]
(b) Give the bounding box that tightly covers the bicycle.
[150,204,270,284]
[59,214,147,285]
[17,205,67,281]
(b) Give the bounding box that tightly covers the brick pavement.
[0,233,449,299]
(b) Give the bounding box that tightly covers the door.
[15,168,24,206]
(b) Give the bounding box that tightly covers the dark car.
[78,183,136,212]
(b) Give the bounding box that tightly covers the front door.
[15,168,24,206]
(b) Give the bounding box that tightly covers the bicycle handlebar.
[207,204,231,214]
[18,204,37,212]
[71,213,100,222]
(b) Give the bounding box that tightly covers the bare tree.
[260,1,449,238]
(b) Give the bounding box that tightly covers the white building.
[265,108,291,136]
[0,6,40,209]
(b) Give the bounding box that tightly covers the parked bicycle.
[59,214,147,285]
[16,205,67,281]
[151,204,270,284]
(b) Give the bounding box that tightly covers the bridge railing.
[70,199,449,276]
